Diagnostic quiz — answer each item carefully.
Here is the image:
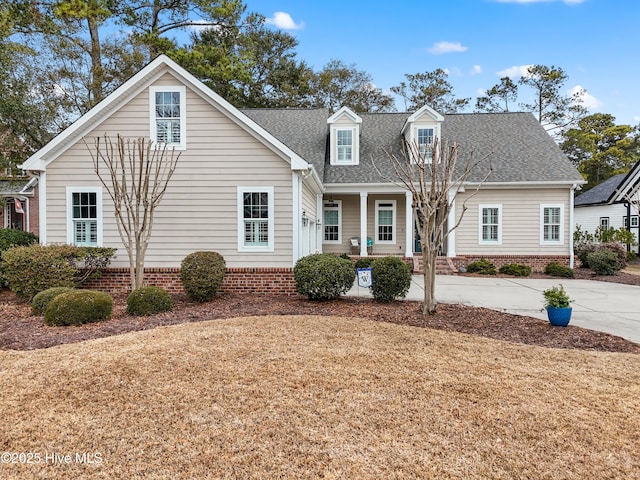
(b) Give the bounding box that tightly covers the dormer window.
[417,127,434,161]
[327,107,361,165]
[401,105,444,164]
[336,129,354,163]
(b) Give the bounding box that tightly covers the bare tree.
[381,138,491,315]
[86,134,180,290]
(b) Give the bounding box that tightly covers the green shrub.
[544,262,575,278]
[0,228,39,287]
[598,242,627,270]
[44,290,113,326]
[31,287,75,315]
[294,253,355,300]
[370,256,412,303]
[354,257,375,270]
[587,249,622,275]
[180,251,226,302]
[498,263,532,277]
[466,258,497,275]
[2,244,115,300]
[126,286,173,316]
[576,242,597,268]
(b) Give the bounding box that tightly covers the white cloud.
[471,65,482,75]
[427,41,468,55]
[571,85,602,110]
[497,64,533,80]
[265,12,304,30]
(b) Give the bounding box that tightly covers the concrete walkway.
[347,275,640,344]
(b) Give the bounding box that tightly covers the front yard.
[1,315,639,479]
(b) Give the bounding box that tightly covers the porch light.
[302,211,308,226]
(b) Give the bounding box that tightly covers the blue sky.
[243,0,639,126]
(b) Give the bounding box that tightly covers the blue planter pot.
[546,306,572,326]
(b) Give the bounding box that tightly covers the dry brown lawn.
[1,315,639,479]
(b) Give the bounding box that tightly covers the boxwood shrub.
[126,286,173,316]
[370,256,412,303]
[544,262,574,278]
[466,258,497,275]
[44,290,113,326]
[32,287,75,316]
[498,263,532,277]
[587,249,622,275]
[180,251,226,302]
[294,253,355,300]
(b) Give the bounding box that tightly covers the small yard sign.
[356,268,372,288]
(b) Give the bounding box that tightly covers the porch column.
[447,188,456,257]
[405,191,413,258]
[316,194,323,254]
[360,192,368,256]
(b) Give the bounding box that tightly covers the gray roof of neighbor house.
[0,178,37,196]
[574,173,627,207]
[242,109,585,185]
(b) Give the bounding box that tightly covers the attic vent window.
[149,85,186,150]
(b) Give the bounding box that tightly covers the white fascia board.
[401,105,444,134]
[323,183,407,194]
[464,180,586,189]
[327,106,362,124]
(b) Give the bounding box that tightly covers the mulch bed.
[2,276,639,353]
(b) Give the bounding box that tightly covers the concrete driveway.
[348,275,640,344]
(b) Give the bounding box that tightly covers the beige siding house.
[20,55,585,292]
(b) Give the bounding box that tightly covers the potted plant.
[542,284,573,326]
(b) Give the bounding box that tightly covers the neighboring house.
[0,177,39,233]
[574,165,640,250]
[19,55,585,293]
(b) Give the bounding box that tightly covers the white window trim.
[540,204,564,244]
[600,217,610,229]
[375,200,396,244]
[66,186,103,246]
[322,200,342,244]
[410,124,441,164]
[149,85,187,150]
[478,204,502,245]
[632,216,639,228]
[237,186,275,253]
[330,126,359,165]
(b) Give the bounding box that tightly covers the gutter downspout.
[569,184,577,268]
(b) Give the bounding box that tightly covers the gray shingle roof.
[574,173,627,206]
[241,109,584,185]
[0,179,35,196]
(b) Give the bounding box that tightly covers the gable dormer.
[401,105,444,163]
[327,106,362,165]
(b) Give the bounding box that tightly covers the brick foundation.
[83,267,297,296]
[413,255,571,274]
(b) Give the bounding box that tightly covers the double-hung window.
[336,129,353,164]
[541,205,563,243]
[600,217,610,229]
[237,187,274,252]
[150,86,186,150]
[323,201,341,243]
[417,127,434,161]
[67,187,102,246]
[479,205,502,244]
[376,200,396,243]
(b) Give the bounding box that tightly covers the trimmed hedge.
[587,249,621,275]
[44,290,113,326]
[498,263,532,277]
[2,244,115,300]
[466,258,497,275]
[294,253,355,300]
[544,262,574,278]
[126,286,173,316]
[180,251,226,302]
[31,287,75,316]
[370,256,412,303]
[0,228,39,287]
[354,257,375,270]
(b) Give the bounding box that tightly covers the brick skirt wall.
[83,267,297,296]
[413,255,571,274]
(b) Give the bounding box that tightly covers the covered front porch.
[319,188,457,259]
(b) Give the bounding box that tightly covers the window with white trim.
[67,187,102,246]
[336,128,354,164]
[150,86,186,150]
[323,200,341,243]
[417,127,434,161]
[375,200,396,243]
[541,205,563,243]
[479,205,502,244]
[600,217,610,229]
[237,187,274,251]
